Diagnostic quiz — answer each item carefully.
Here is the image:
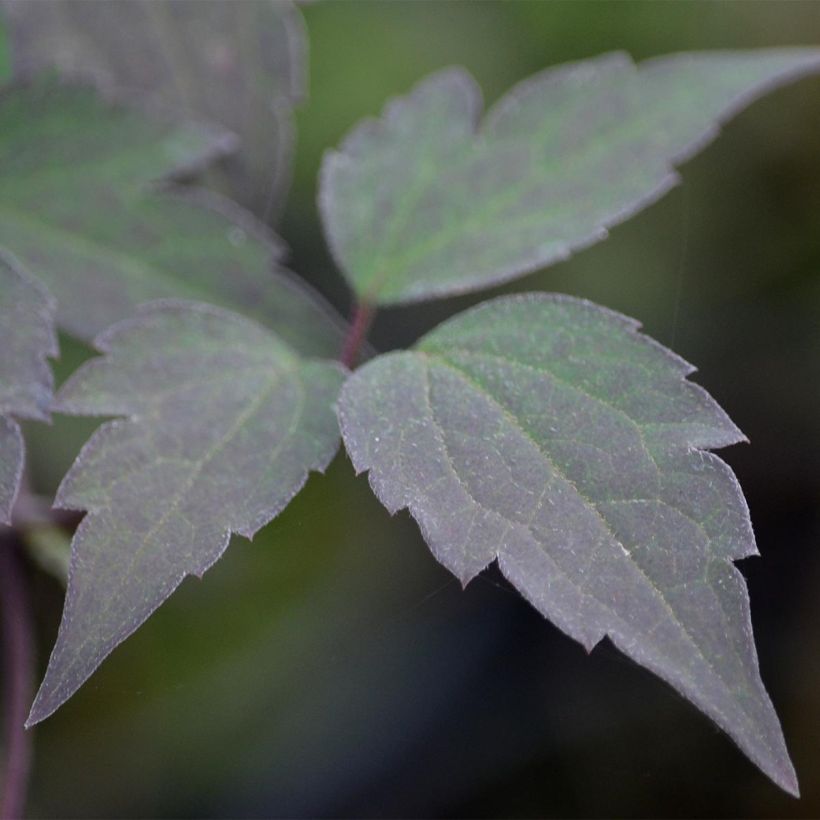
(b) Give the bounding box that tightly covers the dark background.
[5,2,820,817]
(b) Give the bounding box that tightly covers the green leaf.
[0,252,57,524]
[337,293,797,795]
[2,0,306,216]
[321,50,820,305]
[0,12,9,82]
[28,302,345,725]
[0,80,345,357]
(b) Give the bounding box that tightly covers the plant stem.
[0,537,34,820]
[340,301,375,369]
[10,493,77,530]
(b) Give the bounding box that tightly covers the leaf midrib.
[58,360,302,681]
[358,84,667,299]
[420,351,771,756]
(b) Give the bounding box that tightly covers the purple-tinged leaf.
[338,293,797,795]
[0,80,345,357]
[321,49,820,305]
[2,0,307,216]
[0,253,57,523]
[27,302,345,725]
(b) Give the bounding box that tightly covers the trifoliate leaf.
[0,253,57,523]
[0,80,344,357]
[321,50,820,305]
[27,302,345,725]
[337,293,797,795]
[2,0,306,216]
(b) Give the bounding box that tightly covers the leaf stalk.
[340,301,375,369]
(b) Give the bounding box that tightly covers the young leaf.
[27,302,345,725]
[337,294,797,795]
[0,253,57,523]
[0,80,344,357]
[321,50,820,305]
[2,0,306,216]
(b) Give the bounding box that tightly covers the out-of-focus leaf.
[0,13,9,82]
[21,524,71,586]
[338,293,797,795]
[27,301,345,725]
[0,80,345,357]
[2,0,306,217]
[321,50,820,305]
[0,253,57,523]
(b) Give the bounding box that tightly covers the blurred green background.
[4,1,820,816]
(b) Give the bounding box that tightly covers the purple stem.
[340,301,375,369]
[0,538,34,820]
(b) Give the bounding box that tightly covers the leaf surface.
[0,253,57,523]
[28,302,345,725]
[2,0,306,216]
[338,293,796,794]
[0,80,344,357]
[321,49,820,305]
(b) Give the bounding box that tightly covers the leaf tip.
[764,752,800,798]
[25,689,56,729]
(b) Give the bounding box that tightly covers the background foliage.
[3,1,819,816]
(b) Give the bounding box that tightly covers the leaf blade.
[27,302,345,725]
[0,80,345,357]
[0,252,57,523]
[2,0,307,215]
[337,293,796,794]
[321,49,820,305]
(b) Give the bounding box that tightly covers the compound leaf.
[2,0,306,216]
[0,252,57,523]
[321,49,820,305]
[27,302,345,725]
[338,293,797,794]
[0,80,344,357]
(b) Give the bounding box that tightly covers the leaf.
[321,49,820,305]
[337,293,797,795]
[0,252,57,524]
[2,0,306,216]
[27,302,345,725]
[0,80,345,357]
[0,13,9,82]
